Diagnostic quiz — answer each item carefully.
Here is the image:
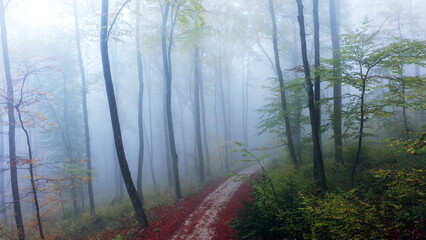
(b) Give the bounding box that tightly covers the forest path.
[169,165,259,240]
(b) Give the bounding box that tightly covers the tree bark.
[194,46,205,183]
[0,118,6,225]
[100,0,148,228]
[291,21,303,163]
[146,73,157,188]
[160,2,181,198]
[0,1,25,238]
[199,51,211,177]
[329,0,343,164]
[351,78,366,186]
[135,0,145,204]
[73,0,95,215]
[268,0,299,166]
[163,97,173,188]
[313,0,321,182]
[217,59,230,169]
[313,0,321,144]
[296,0,327,195]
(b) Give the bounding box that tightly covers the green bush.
[232,145,426,240]
[302,191,381,240]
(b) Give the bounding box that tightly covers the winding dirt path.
[170,165,259,240]
[95,166,259,240]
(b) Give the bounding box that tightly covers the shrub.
[232,144,426,240]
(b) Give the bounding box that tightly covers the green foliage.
[231,160,309,240]
[111,235,124,240]
[256,76,308,143]
[302,190,381,240]
[324,19,426,141]
[232,145,426,239]
[384,130,426,156]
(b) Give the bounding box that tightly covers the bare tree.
[0,118,6,225]
[268,0,299,166]
[160,0,182,198]
[100,0,149,228]
[73,0,95,215]
[194,45,205,183]
[329,0,344,163]
[15,68,45,239]
[296,0,327,195]
[0,0,25,238]
[135,0,146,204]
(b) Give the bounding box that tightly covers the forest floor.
[93,166,258,240]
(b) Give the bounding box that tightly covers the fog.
[0,0,425,239]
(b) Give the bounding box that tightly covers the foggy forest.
[0,0,425,239]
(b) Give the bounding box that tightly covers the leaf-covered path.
[133,166,258,240]
[91,166,258,240]
[169,166,258,240]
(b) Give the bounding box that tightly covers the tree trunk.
[351,78,366,186]
[114,147,124,198]
[330,0,343,164]
[218,60,230,169]
[268,0,299,166]
[73,0,95,215]
[63,72,79,215]
[161,2,181,198]
[17,108,44,239]
[313,0,321,144]
[163,97,173,188]
[135,0,145,204]
[241,52,248,146]
[146,74,157,188]
[178,97,189,176]
[194,46,205,183]
[199,51,211,177]
[80,182,85,210]
[0,118,6,225]
[313,0,321,182]
[292,21,303,163]
[100,0,148,228]
[0,1,25,238]
[296,0,327,195]
[143,123,156,187]
[396,15,409,137]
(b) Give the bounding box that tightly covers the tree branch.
[107,0,132,39]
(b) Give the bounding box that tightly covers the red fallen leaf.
[87,169,257,240]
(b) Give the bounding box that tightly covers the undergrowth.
[231,138,426,240]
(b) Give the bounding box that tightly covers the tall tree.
[145,71,157,187]
[73,0,95,216]
[329,0,343,163]
[0,0,26,238]
[268,0,299,166]
[135,0,146,204]
[160,0,182,198]
[296,0,327,194]
[198,50,210,177]
[62,70,78,215]
[194,45,205,183]
[100,0,149,228]
[313,0,321,144]
[241,51,249,147]
[15,78,44,239]
[0,118,6,225]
